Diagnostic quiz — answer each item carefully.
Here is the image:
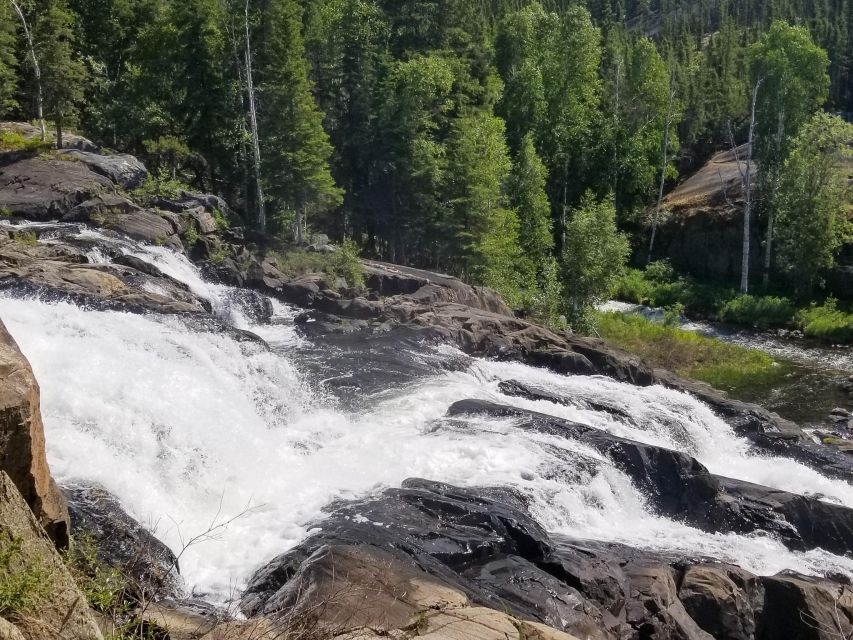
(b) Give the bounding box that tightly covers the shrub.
[269,240,364,289]
[330,238,364,288]
[211,207,230,230]
[0,535,50,619]
[718,294,796,329]
[13,231,38,247]
[181,223,200,249]
[797,299,853,342]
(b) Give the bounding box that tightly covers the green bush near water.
[798,299,853,342]
[612,261,853,342]
[718,295,796,329]
[596,311,786,391]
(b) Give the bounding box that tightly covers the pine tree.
[34,0,87,148]
[376,53,454,262]
[443,110,523,306]
[0,2,19,118]
[508,133,553,287]
[256,0,343,241]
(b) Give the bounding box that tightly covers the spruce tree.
[257,0,342,240]
[508,133,553,287]
[34,0,86,148]
[443,111,524,306]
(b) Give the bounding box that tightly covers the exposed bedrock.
[242,478,853,640]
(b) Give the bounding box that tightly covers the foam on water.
[1,226,851,602]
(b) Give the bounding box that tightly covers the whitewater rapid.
[2,226,853,602]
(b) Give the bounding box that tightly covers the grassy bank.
[596,311,789,392]
[612,262,853,343]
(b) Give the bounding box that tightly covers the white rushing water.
[2,227,852,603]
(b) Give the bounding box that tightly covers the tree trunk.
[11,1,46,140]
[739,78,763,294]
[55,115,63,150]
[244,0,266,232]
[648,73,676,264]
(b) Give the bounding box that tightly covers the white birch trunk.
[11,1,46,141]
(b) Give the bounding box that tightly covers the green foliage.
[13,231,38,246]
[749,20,830,170]
[601,34,680,215]
[64,535,129,615]
[258,0,343,236]
[508,134,554,288]
[0,2,18,117]
[775,112,853,297]
[718,295,796,329]
[181,223,199,248]
[0,132,53,154]
[443,111,526,306]
[130,176,194,201]
[596,311,786,391]
[561,192,630,326]
[35,0,88,143]
[211,208,230,230]
[269,240,363,289]
[797,299,853,342]
[0,534,50,618]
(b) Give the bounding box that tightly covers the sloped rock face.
[0,232,207,314]
[62,484,183,602]
[243,475,853,640]
[0,471,103,640]
[0,320,68,546]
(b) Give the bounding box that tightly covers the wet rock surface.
[62,483,183,602]
[243,477,853,640]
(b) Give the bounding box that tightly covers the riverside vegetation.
[0,0,851,333]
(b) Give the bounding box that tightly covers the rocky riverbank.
[1,125,853,639]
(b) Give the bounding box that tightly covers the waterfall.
[2,224,852,603]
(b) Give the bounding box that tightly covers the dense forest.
[0,0,851,324]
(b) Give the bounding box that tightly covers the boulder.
[0,156,114,220]
[760,574,853,640]
[56,150,148,190]
[678,564,764,640]
[0,320,68,546]
[62,484,183,602]
[0,471,103,640]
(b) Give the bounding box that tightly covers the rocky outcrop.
[242,477,853,640]
[0,471,103,640]
[449,401,853,555]
[62,484,183,602]
[0,320,68,546]
[0,233,207,314]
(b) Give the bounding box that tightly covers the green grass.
[596,311,788,391]
[0,131,53,155]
